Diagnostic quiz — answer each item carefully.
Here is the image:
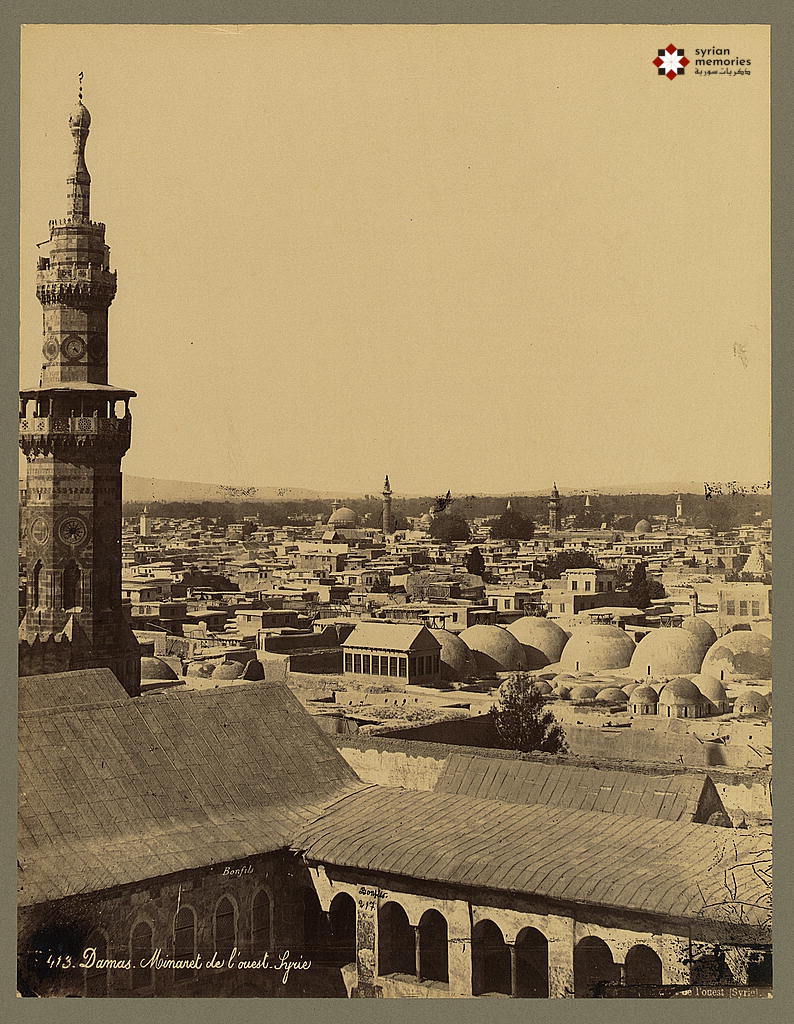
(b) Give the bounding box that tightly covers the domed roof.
[419,512,434,528]
[69,101,91,129]
[212,661,245,680]
[534,679,554,695]
[328,505,358,526]
[430,628,477,682]
[506,616,568,668]
[551,673,577,685]
[560,625,636,672]
[659,677,705,704]
[691,673,727,701]
[458,625,527,675]
[629,628,708,676]
[552,684,571,699]
[186,661,215,678]
[681,617,718,647]
[242,658,265,680]
[634,518,651,535]
[569,684,598,700]
[621,681,640,695]
[733,689,770,714]
[702,631,772,680]
[596,686,628,702]
[140,656,178,681]
[631,684,659,704]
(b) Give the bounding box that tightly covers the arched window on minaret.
[32,560,43,607]
[62,561,82,610]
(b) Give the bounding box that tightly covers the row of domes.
[432,618,771,683]
[141,655,265,682]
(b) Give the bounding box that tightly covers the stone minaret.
[676,494,684,519]
[548,482,561,532]
[382,475,394,535]
[19,84,141,694]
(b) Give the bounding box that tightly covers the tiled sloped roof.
[18,668,129,712]
[294,787,771,927]
[18,682,362,906]
[341,622,440,652]
[436,753,708,822]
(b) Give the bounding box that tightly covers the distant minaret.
[382,475,394,535]
[584,494,592,510]
[676,494,684,519]
[548,483,561,531]
[140,505,150,538]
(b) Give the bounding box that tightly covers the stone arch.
[301,885,331,964]
[251,888,273,953]
[515,925,549,998]
[574,935,620,998]
[417,908,448,984]
[32,560,43,608]
[61,560,81,610]
[173,904,197,978]
[472,919,511,996]
[624,943,662,987]
[377,901,415,977]
[328,891,356,967]
[83,928,110,996]
[214,895,238,960]
[130,918,154,991]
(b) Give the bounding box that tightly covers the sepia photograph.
[16,21,772,1000]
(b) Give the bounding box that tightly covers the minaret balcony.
[19,413,132,457]
[36,263,117,306]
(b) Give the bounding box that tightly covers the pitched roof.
[18,681,362,906]
[435,752,714,823]
[294,786,770,928]
[341,621,441,652]
[18,668,129,712]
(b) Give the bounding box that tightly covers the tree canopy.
[429,512,471,543]
[490,505,535,541]
[543,551,601,579]
[465,546,486,576]
[490,674,568,754]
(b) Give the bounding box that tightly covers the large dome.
[634,518,651,535]
[430,628,477,683]
[458,624,527,676]
[702,630,772,680]
[629,628,707,677]
[559,624,636,672]
[681,617,718,647]
[659,677,705,704]
[506,616,568,668]
[140,655,178,681]
[328,506,358,526]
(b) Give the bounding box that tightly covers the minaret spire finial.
[78,70,83,102]
[67,72,92,222]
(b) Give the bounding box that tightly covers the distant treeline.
[123,491,770,532]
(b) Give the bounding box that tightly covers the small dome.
[186,661,215,678]
[458,624,527,676]
[430,628,477,682]
[212,661,245,680]
[69,101,91,129]
[631,684,659,704]
[621,680,640,695]
[659,677,705,705]
[634,518,651,535]
[702,631,772,680]
[533,679,554,695]
[596,686,628,702]
[242,659,265,680]
[691,673,727,702]
[629,628,708,676]
[560,624,636,672]
[733,689,770,715]
[328,505,358,526]
[681,616,718,647]
[140,655,178,681]
[569,684,598,700]
[553,684,571,699]
[506,616,568,668]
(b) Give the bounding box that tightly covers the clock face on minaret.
[19,84,140,695]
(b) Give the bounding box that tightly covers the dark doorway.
[328,892,357,967]
[574,936,620,998]
[472,919,511,996]
[378,902,415,977]
[515,927,549,997]
[624,944,662,987]
[418,909,448,983]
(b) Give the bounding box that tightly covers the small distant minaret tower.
[676,494,684,519]
[584,494,592,510]
[382,475,394,535]
[140,505,150,538]
[548,483,561,532]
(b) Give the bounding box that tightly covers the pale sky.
[20,24,770,495]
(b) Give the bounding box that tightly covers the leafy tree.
[490,673,568,753]
[429,512,471,543]
[490,506,535,541]
[181,570,239,592]
[465,546,486,576]
[368,572,391,594]
[627,561,651,608]
[543,551,601,579]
